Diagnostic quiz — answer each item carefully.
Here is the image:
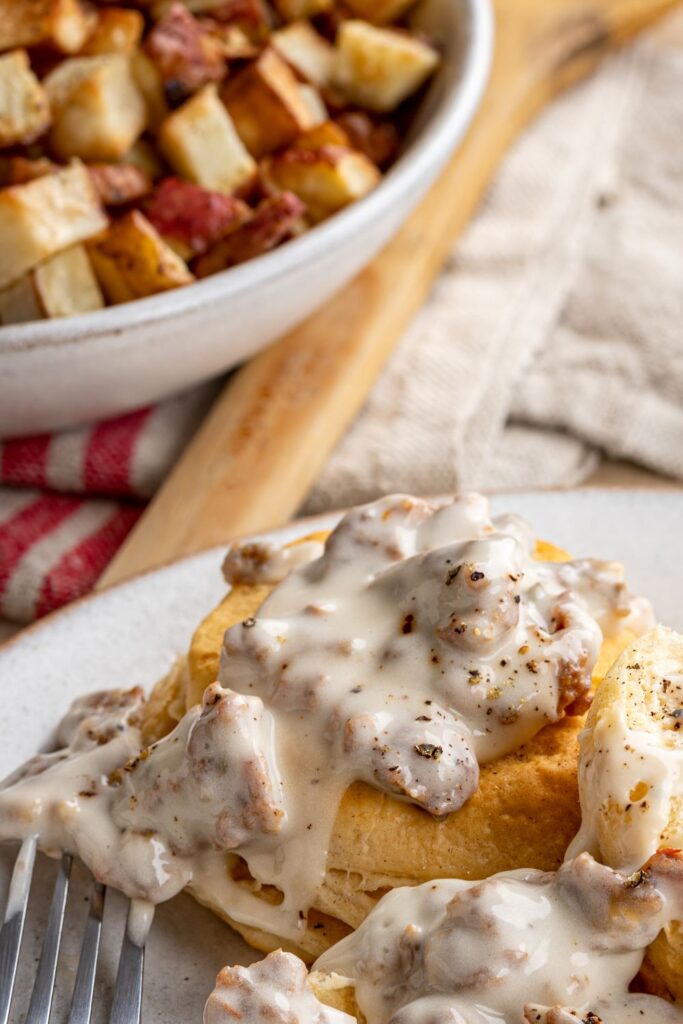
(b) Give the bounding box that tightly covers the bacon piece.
[88,163,152,207]
[336,110,399,168]
[144,3,226,105]
[193,191,305,276]
[144,176,250,257]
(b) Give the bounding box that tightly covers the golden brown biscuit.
[140,534,642,961]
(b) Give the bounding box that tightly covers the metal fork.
[0,838,146,1024]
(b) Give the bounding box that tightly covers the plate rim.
[2,484,681,660]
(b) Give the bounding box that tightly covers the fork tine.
[25,851,72,1024]
[0,837,38,1024]
[67,881,106,1024]
[108,904,146,1024]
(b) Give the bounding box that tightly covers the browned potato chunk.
[221,47,323,158]
[271,21,335,87]
[44,54,147,161]
[343,0,418,24]
[1,244,104,323]
[159,83,256,194]
[333,20,438,112]
[88,209,194,303]
[262,144,380,222]
[34,244,104,317]
[293,121,351,149]
[81,8,144,56]
[273,0,332,22]
[0,51,51,149]
[0,161,107,288]
[0,0,95,55]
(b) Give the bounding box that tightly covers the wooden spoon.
[100,0,679,587]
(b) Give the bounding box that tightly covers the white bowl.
[0,0,493,437]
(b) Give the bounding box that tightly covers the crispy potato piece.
[145,177,250,258]
[44,54,147,161]
[145,3,226,105]
[221,47,323,158]
[88,209,194,303]
[343,0,417,25]
[159,83,256,194]
[88,163,152,206]
[0,244,104,324]
[273,0,332,22]
[336,110,398,168]
[293,121,350,149]
[0,51,51,149]
[333,20,438,112]
[262,144,380,222]
[271,21,335,87]
[0,0,95,55]
[33,244,104,317]
[0,161,106,288]
[81,8,144,56]
[131,50,170,132]
[193,192,305,276]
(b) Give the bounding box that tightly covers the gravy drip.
[0,495,654,939]
[315,851,683,1024]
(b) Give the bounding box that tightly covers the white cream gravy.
[0,495,654,941]
[314,851,683,1024]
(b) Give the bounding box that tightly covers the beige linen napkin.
[305,10,683,513]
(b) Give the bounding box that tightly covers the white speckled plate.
[0,488,681,1022]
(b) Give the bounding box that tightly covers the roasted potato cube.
[145,4,226,106]
[343,0,418,24]
[0,51,51,149]
[159,83,256,194]
[271,21,335,87]
[81,8,144,55]
[33,244,104,317]
[44,54,147,161]
[131,51,170,131]
[262,144,380,221]
[333,21,438,112]
[293,121,350,149]
[0,161,107,288]
[193,192,304,276]
[88,163,152,206]
[222,47,323,158]
[89,209,194,303]
[0,0,95,55]
[273,0,332,22]
[198,21,258,60]
[144,177,250,258]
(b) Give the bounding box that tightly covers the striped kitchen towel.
[0,387,214,625]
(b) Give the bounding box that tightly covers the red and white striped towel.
[0,387,215,625]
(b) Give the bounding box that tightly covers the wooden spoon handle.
[100,0,678,587]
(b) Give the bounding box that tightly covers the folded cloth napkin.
[0,387,214,625]
[305,10,683,512]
